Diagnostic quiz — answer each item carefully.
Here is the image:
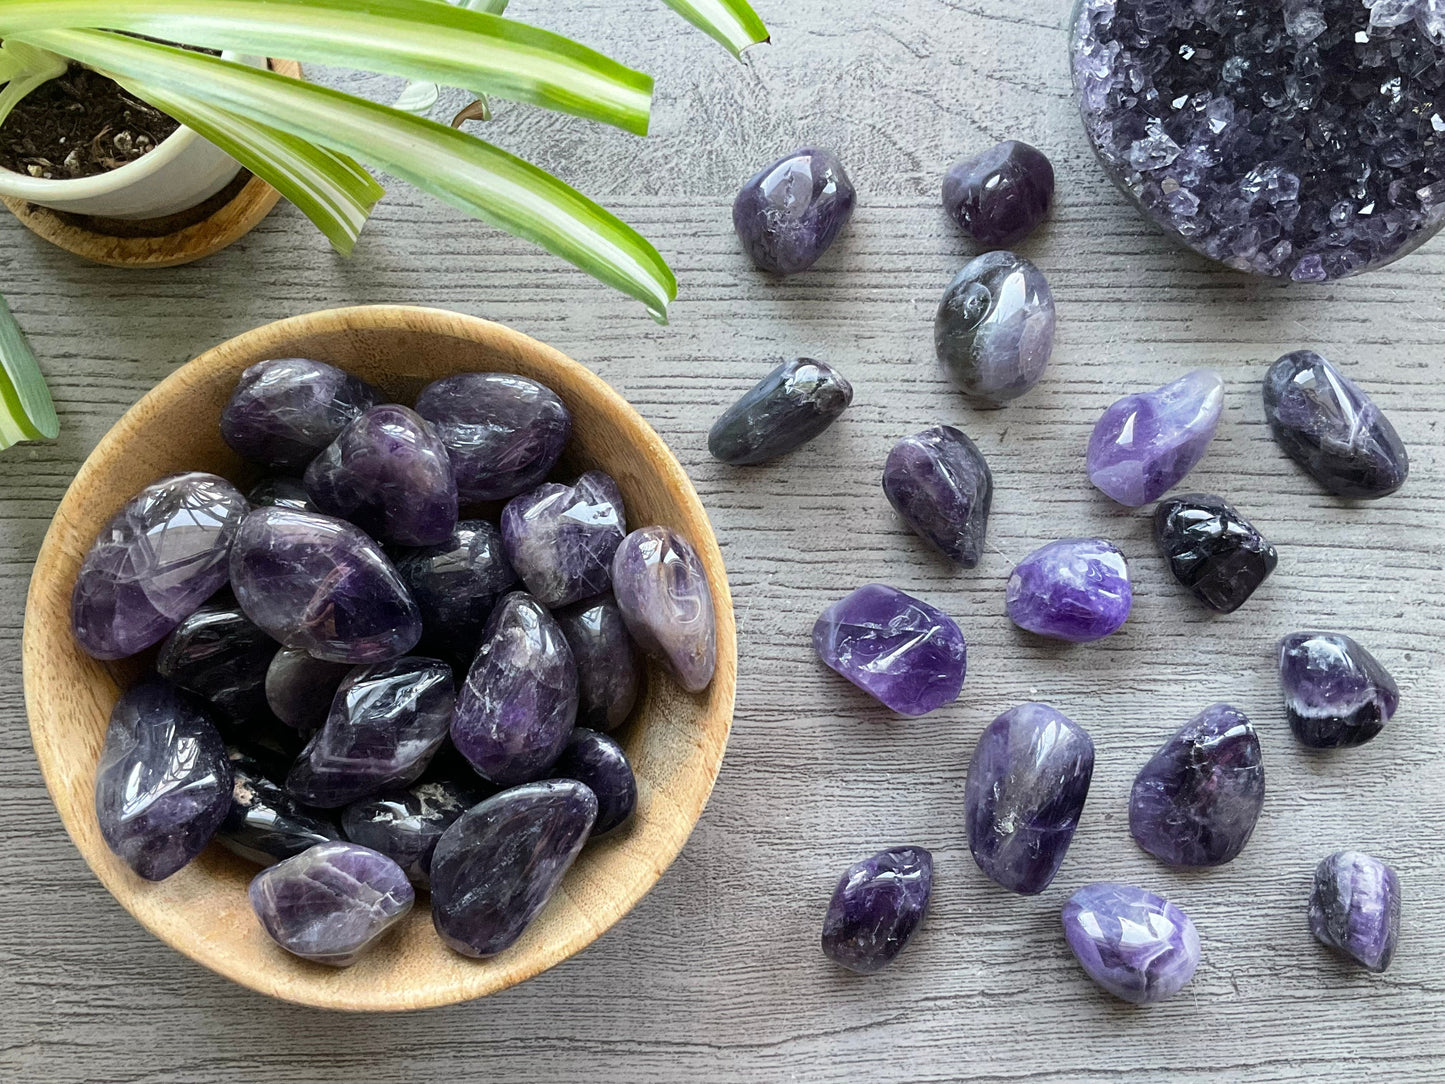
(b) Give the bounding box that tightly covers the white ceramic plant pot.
[0,53,267,219]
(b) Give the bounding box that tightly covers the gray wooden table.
[3,2,1442,1080]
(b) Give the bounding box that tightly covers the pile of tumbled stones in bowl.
[75,358,717,966]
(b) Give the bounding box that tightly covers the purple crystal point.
[1263,351,1409,499]
[1006,538,1132,642]
[229,507,422,664]
[1310,851,1401,972]
[611,527,717,694]
[264,648,351,730]
[395,519,518,655]
[1154,493,1277,613]
[71,472,248,659]
[248,841,413,966]
[943,140,1055,246]
[1087,370,1225,506]
[555,595,641,731]
[501,472,626,609]
[733,147,856,275]
[964,703,1094,894]
[341,779,482,887]
[1129,703,1264,867]
[883,426,994,568]
[1278,632,1399,748]
[221,358,379,471]
[821,847,932,974]
[156,597,278,722]
[1062,883,1201,1005]
[813,584,966,717]
[552,728,636,836]
[708,358,854,465]
[94,680,233,880]
[429,779,598,958]
[935,251,1055,407]
[219,751,340,867]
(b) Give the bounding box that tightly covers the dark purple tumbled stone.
[247,476,313,512]
[733,147,857,275]
[555,595,641,732]
[1129,703,1264,867]
[71,472,248,660]
[943,140,1055,246]
[264,648,352,730]
[303,404,458,547]
[156,597,277,722]
[1310,851,1401,972]
[936,251,1055,409]
[964,703,1094,895]
[395,519,518,656]
[1062,883,1201,1005]
[820,847,932,974]
[707,358,854,465]
[552,728,636,836]
[1154,493,1277,613]
[218,751,340,866]
[341,779,482,887]
[1006,538,1132,643]
[883,425,994,568]
[451,593,578,786]
[611,527,717,694]
[813,584,966,717]
[1087,370,1225,507]
[414,373,571,503]
[501,472,626,609]
[429,779,598,958]
[221,358,379,471]
[1278,632,1399,748]
[94,680,233,881]
[249,841,413,966]
[229,508,422,664]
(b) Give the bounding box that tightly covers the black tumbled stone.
[1154,493,1277,613]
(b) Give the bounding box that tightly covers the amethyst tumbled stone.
[708,358,854,465]
[733,147,856,275]
[264,648,351,730]
[1154,493,1277,613]
[1062,884,1201,1005]
[220,358,378,471]
[555,595,641,731]
[94,680,233,880]
[72,472,248,659]
[1278,632,1399,748]
[611,527,717,694]
[430,780,598,958]
[883,425,993,568]
[341,779,482,887]
[395,519,518,654]
[218,751,340,867]
[1130,703,1264,868]
[553,728,637,836]
[501,472,626,609]
[964,703,1094,895]
[821,847,932,974]
[943,140,1055,246]
[1087,370,1225,506]
[813,584,966,717]
[1006,538,1132,643]
[1309,851,1401,973]
[247,476,312,512]
[156,597,278,722]
[935,252,1055,408]
[249,841,413,966]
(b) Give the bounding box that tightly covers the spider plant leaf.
[0,41,67,128]
[392,0,510,115]
[658,0,770,57]
[0,294,59,449]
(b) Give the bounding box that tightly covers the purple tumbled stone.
[935,251,1055,408]
[221,358,379,472]
[451,593,578,786]
[820,847,932,974]
[611,527,717,694]
[94,680,233,881]
[555,595,641,732]
[1087,370,1225,506]
[1309,851,1401,972]
[1153,493,1277,613]
[707,357,854,466]
[733,147,856,275]
[71,472,248,659]
[1129,703,1264,867]
[156,597,278,722]
[1278,632,1399,748]
[1062,883,1201,1005]
[1006,538,1132,643]
[414,373,571,503]
[219,751,340,867]
[964,703,1094,895]
[248,841,413,966]
[247,476,313,512]
[429,780,597,958]
[813,584,966,717]
[395,519,518,656]
[341,779,483,887]
[501,472,626,609]
[264,648,352,730]
[883,425,994,568]
[943,140,1055,246]
[229,508,422,664]
[552,728,636,836]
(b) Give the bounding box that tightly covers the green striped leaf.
[659,0,770,57]
[0,294,59,449]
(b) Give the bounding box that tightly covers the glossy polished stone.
[249,841,413,966]
[264,648,352,730]
[1130,703,1264,867]
[341,779,482,887]
[247,476,312,512]
[94,680,233,881]
[552,728,636,836]
[1263,351,1409,498]
[1154,493,1277,613]
[883,426,993,567]
[430,780,597,958]
[230,508,422,664]
[395,519,518,654]
[71,472,248,660]
[555,595,641,732]
[1278,632,1399,748]
[1006,538,1132,642]
[415,373,571,503]
[221,358,379,471]
[219,751,340,866]
[821,847,933,974]
[708,358,854,465]
[611,527,717,694]
[943,140,1055,246]
[935,251,1055,407]
[156,597,277,722]
[1087,371,1225,506]
[813,584,966,717]
[1310,851,1401,972]
[733,147,856,275]
[964,703,1095,895]
[1062,883,1201,1005]
[501,472,626,609]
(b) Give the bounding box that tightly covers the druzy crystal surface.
[1309,851,1401,972]
[813,584,966,717]
[555,595,641,731]
[501,472,626,609]
[1062,883,1201,1004]
[264,648,351,730]
[1072,0,1445,280]
[395,519,518,654]
[1263,350,1409,498]
[156,597,278,722]
[430,779,597,958]
[553,727,636,836]
[1278,631,1399,747]
[943,140,1055,246]
[883,425,994,568]
[72,472,248,660]
[821,847,933,974]
[935,252,1055,407]
[342,779,481,887]
[1154,493,1278,613]
[1087,370,1225,506]
[612,527,717,694]
[964,703,1095,895]
[249,841,414,966]
[708,358,854,465]
[1006,538,1132,642]
[221,358,379,471]
[1129,703,1264,867]
[733,147,857,275]
[219,751,340,866]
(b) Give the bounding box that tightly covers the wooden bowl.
[22,305,736,1011]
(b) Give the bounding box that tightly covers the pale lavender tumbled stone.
[821,847,933,974]
[1062,883,1201,1005]
[1087,370,1225,506]
[611,527,717,694]
[733,147,856,275]
[221,358,379,472]
[555,595,641,732]
[1310,851,1401,973]
[501,472,626,609]
[1006,538,1132,643]
[552,728,636,836]
[883,426,994,568]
